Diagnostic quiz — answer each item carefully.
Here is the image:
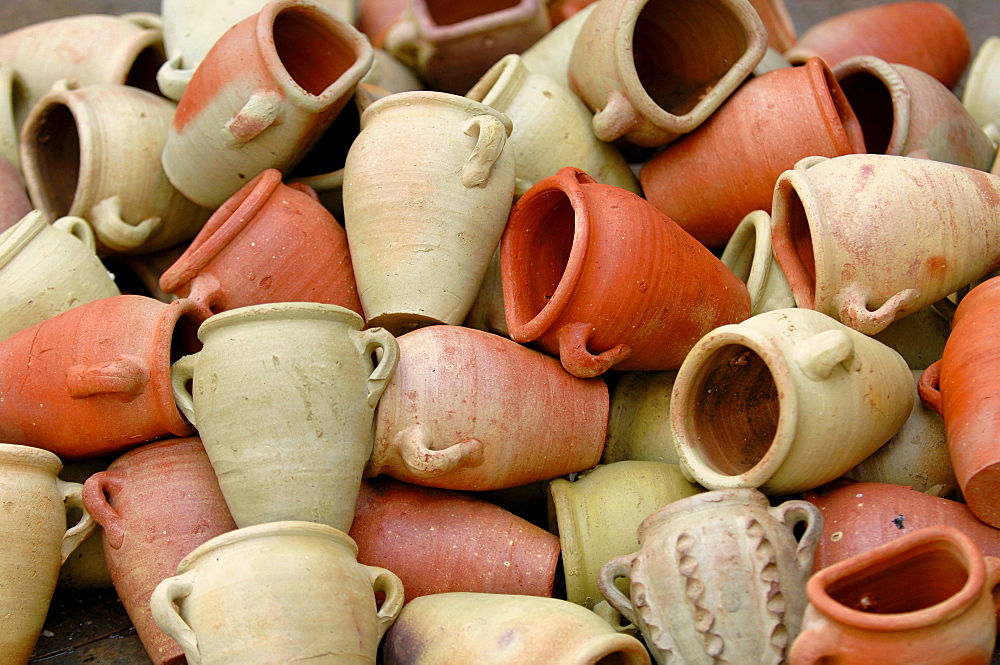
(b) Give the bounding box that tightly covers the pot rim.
[196,301,365,341]
[358,89,514,135]
[801,56,868,155]
[832,55,910,156]
[0,209,47,271]
[637,488,769,539]
[0,442,62,473]
[466,54,530,111]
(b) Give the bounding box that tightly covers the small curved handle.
[150,570,201,665]
[156,51,193,101]
[918,361,943,414]
[66,355,149,400]
[792,329,854,381]
[57,479,96,565]
[593,600,638,636]
[52,215,96,252]
[224,91,284,145]
[556,322,631,378]
[461,115,509,188]
[171,353,200,427]
[353,327,399,407]
[120,11,163,29]
[389,424,485,479]
[838,284,921,335]
[770,500,824,573]
[82,470,127,550]
[592,91,641,143]
[366,565,405,640]
[984,556,1000,614]
[597,554,638,626]
[90,196,162,252]
[182,274,226,322]
[787,619,840,665]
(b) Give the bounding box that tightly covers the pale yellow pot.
[519,3,595,89]
[963,36,1000,129]
[602,371,680,465]
[721,210,796,317]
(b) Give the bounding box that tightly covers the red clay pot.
[82,437,236,665]
[501,167,750,377]
[0,295,199,459]
[919,276,1000,527]
[350,478,560,603]
[640,57,867,249]
[159,169,362,323]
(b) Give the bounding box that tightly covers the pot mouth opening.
[125,44,167,95]
[772,176,817,309]
[26,101,81,219]
[837,68,896,155]
[272,5,359,97]
[424,0,523,27]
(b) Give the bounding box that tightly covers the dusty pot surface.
[602,371,680,465]
[963,36,1000,128]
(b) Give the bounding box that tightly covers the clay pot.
[963,36,1000,128]
[151,521,404,665]
[171,303,397,531]
[82,438,237,665]
[357,0,409,45]
[672,308,913,495]
[919,276,1000,526]
[116,243,190,305]
[366,325,607,490]
[832,56,995,171]
[770,154,1000,335]
[159,169,362,323]
[720,211,796,316]
[381,0,550,94]
[785,2,970,89]
[383,592,651,665]
[466,54,639,196]
[0,295,199,459]
[547,0,597,27]
[870,303,951,371]
[640,57,866,248]
[0,211,120,341]
[601,371,680,465]
[163,0,373,208]
[463,247,509,337]
[343,91,515,335]
[748,0,796,52]
[20,83,212,256]
[56,458,114,591]
[0,444,95,665]
[0,65,23,169]
[567,0,768,147]
[548,461,701,609]
[519,3,595,89]
[501,167,751,378]
[789,526,1000,665]
[350,478,560,602]
[0,156,31,232]
[599,489,822,665]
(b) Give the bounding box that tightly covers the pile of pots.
[0,0,999,663]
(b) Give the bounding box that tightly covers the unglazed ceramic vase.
[0,156,31,231]
[770,154,1000,335]
[870,303,951,371]
[601,371,680,465]
[599,489,822,665]
[671,308,913,495]
[463,246,509,337]
[172,303,397,531]
[963,36,1000,128]
[163,0,373,208]
[748,0,796,52]
[785,2,970,90]
[0,296,199,459]
[20,83,212,256]
[382,593,651,665]
[567,0,768,147]
[549,461,701,609]
[381,0,550,94]
[151,522,404,665]
[640,57,866,248]
[501,167,751,378]
[350,478,560,602]
[789,526,1000,665]
[367,325,607,490]
[0,211,119,341]
[919,276,1000,527]
[343,91,515,335]
[833,56,995,171]
[159,169,362,322]
[466,54,639,196]
[720,211,796,317]
[519,3,595,89]
[82,438,236,665]
[0,444,95,665]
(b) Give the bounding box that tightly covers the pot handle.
[90,195,163,252]
[171,353,200,428]
[461,115,508,188]
[592,91,641,144]
[556,322,631,378]
[597,554,638,626]
[366,565,405,640]
[183,274,226,322]
[224,91,284,145]
[381,424,485,479]
[382,19,422,69]
[156,51,193,102]
[52,215,96,252]
[82,470,127,550]
[985,556,1000,614]
[770,500,824,573]
[151,570,201,665]
[838,283,921,335]
[66,355,149,400]
[57,479,96,565]
[787,620,839,665]
[353,327,399,407]
[917,361,942,414]
[791,329,854,381]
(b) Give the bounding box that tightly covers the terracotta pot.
[599,489,822,665]
[832,56,995,171]
[159,169,362,322]
[0,211,120,341]
[0,295,199,459]
[601,371,680,465]
[343,91,515,335]
[919,276,1000,526]
[640,57,866,248]
[567,0,768,147]
[366,325,607,490]
[963,36,1000,128]
[357,0,409,45]
[720,211,796,316]
[151,521,404,665]
[805,481,1000,573]
[549,461,701,609]
[0,156,31,232]
[350,478,560,602]
[381,0,550,94]
[789,526,1000,665]
[771,154,1000,335]
[383,592,651,665]
[82,438,237,665]
[163,0,373,208]
[501,167,751,378]
[172,303,397,531]
[672,308,913,495]
[748,0,796,52]
[519,3,595,89]
[20,83,212,256]
[785,2,970,89]
[0,444,95,665]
